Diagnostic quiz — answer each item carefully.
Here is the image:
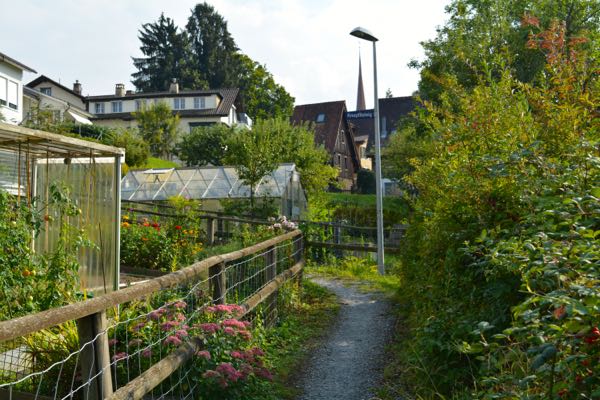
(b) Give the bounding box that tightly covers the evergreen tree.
[186,3,238,89]
[132,13,205,92]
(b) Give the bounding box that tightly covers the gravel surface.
[294,277,395,400]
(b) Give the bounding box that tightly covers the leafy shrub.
[393,20,599,398]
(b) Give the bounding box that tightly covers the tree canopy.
[131,3,295,119]
[177,123,235,167]
[133,102,180,159]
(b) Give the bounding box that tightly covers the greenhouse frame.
[121,163,307,218]
[0,121,124,294]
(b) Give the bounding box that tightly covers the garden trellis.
[0,121,123,294]
[121,163,307,219]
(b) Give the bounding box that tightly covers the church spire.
[356,50,366,111]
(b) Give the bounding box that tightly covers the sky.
[1,0,451,110]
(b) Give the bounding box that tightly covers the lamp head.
[350,26,378,42]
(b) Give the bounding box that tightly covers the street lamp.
[350,26,385,275]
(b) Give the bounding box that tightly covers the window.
[95,103,105,114]
[135,99,147,111]
[315,113,326,123]
[0,76,6,106]
[337,154,341,166]
[193,97,205,109]
[40,87,52,96]
[111,101,123,113]
[344,156,348,170]
[340,130,345,145]
[7,81,18,110]
[174,98,186,110]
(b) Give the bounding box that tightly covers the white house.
[24,75,92,125]
[0,52,36,124]
[86,81,250,132]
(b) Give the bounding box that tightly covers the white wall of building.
[89,94,220,116]
[0,62,24,124]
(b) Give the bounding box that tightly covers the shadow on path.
[295,277,395,400]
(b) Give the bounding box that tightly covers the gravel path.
[294,277,395,400]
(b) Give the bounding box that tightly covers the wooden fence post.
[333,223,342,257]
[265,246,277,326]
[209,262,226,304]
[76,310,113,400]
[206,217,215,246]
[294,235,304,286]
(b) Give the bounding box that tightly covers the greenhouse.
[121,163,307,218]
[0,122,124,295]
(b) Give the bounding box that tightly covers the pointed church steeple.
[356,51,366,111]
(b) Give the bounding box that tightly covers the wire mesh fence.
[0,230,303,400]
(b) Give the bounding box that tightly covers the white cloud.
[0,0,449,109]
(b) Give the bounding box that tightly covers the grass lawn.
[139,157,180,169]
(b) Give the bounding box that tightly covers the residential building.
[86,81,246,132]
[0,51,36,124]
[291,100,360,190]
[24,75,92,125]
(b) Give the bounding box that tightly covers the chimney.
[73,80,82,95]
[126,90,134,95]
[115,83,126,97]
[169,78,179,94]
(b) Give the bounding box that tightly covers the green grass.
[139,157,180,169]
[306,255,401,296]
[324,192,409,213]
[256,279,340,399]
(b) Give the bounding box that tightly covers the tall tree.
[186,3,239,89]
[234,54,295,120]
[132,13,205,92]
[132,4,295,119]
[133,102,180,159]
[413,0,600,102]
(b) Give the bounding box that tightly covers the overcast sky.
[1,0,450,109]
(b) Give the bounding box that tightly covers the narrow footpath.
[295,277,395,400]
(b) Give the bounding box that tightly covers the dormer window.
[174,98,186,110]
[194,97,205,109]
[40,87,52,96]
[111,101,123,113]
[315,113,326,123]
[95,103,105,114]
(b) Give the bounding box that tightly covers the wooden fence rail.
[0,229,303,400]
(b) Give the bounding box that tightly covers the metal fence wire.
[0,231,303,400]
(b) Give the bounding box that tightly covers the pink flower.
[164,335,182,346]
[111,352,128,362]
[161,321,179,331]
[129,338,143,347]
[238,330,252,340]
[251,347,265,357]
[132,322,146,331]
[141,348,152,358]
[173,301,187,309]
[202,370,220,379]
[175,329,188,339]
[223,327,235,336]
[148,310,162,321]
[108,339,118,346]
[254,367,273,381]
[222,319,246,329]
[230,351,244,359]
[205,306,216,313]
[195,350,211,360]
[198,323,219,334]
[216,362,243,382]
[243,321,251,328]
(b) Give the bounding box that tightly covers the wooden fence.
[0,230,303,400]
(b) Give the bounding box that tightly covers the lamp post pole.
[350,27,385,275]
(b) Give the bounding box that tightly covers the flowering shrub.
[120,215,202,271]
[109,300,273,398]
